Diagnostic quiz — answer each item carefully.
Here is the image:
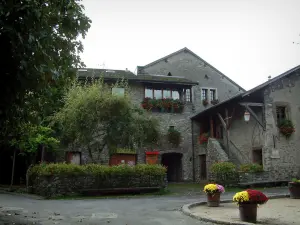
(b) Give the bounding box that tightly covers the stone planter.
[207,192,220,207]
[239,203,257,223]
[289,182,300,199]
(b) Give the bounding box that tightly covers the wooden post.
[10,149,16,191]
[225,109,230,158]
[210,116,214,138]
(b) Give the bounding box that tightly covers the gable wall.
[141,50,244,112]
[263,72,300,180]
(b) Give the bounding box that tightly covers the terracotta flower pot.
[207,192,220,207]
[289,182,300,199]
[239,203,257,223]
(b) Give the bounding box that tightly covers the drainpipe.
[191,119,195,182]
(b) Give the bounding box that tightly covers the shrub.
[28,163,166,177]
[239,163,263,173]
[210,162,239,186]
[292,178,300,183]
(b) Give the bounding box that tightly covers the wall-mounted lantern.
[244,111,250,122]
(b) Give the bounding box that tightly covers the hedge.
[27,163,167,198]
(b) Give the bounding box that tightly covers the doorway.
[161,153,182,182]
[199,154,207,180]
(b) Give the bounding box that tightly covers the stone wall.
[29,174,166,198]
[263,72,300,181]
[139,49,244,112]
[206,138,229,179]
[222,105,264,164]
[239,172,270,184]
[129,83,194,180]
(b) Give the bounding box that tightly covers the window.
[66,152,81,165]
[145,88,153,98]
[185,89,191,102]
[112,87,125,96]
[145,87,181,100]
[276,106,287,124]
[253,149,263,166]
[201,88,208,100]
[172,90,179,100]
[145,87,183,101]
[163,89,171,98]
[210,89,216,100]
[154,89,162,99]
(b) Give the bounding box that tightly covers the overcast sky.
[80,0,300,90]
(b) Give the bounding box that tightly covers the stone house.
[73,47,245,182]
[191,65,300,183]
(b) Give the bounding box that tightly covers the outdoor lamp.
[244,111,250,122]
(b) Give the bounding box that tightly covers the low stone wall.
[29,174,165,198]
[239,172,270,184]
[239,171,293,184]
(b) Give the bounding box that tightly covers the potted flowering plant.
[289,178,300,199]
[233,189,268,223]
[211,99,219,105]
[278,119,295,138]
[202,99,208,106]
[203,183,225,207]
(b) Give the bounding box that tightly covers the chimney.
[268,76,271,80]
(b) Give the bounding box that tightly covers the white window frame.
[201,88,209,101]
[112,87,125,96]
[201,87,218,102]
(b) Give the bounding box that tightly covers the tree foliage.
[0,0,91,139]
[10,124,60,154]
[53,79,160,161]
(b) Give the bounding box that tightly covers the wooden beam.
[239,102,264,107]
[244,104,265,130]
[217,113,227,129]
[227,108,235,130]
[225,108,229,127]
[210,116,214,138]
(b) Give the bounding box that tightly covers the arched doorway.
[161,153,182,182]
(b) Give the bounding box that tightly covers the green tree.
[0,0,91,140]
[9,123,59,188]
[53,79,160,161]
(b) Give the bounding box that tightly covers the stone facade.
[135,48,244,181]
[206,138,229,179]
[262,72,300,180]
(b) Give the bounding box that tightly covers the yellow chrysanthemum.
[203,184,218,193]
[233,191,249,203]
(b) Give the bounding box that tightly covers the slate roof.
[242,64,300,97]
[190,64,300,120]
[77,68,198,86]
